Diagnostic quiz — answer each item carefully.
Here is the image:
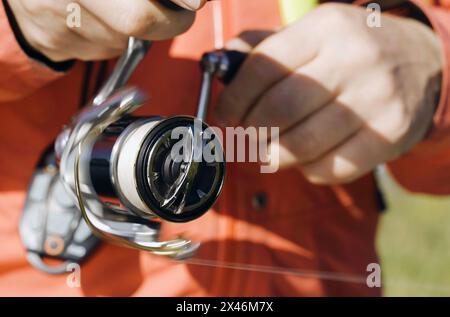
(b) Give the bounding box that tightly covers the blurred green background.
[376,167,450,296]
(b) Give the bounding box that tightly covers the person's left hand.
[216,3,443,184]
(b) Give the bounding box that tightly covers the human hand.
[6,0,207,61]
[216,4,443,184]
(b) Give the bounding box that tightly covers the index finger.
[79,0,197,40]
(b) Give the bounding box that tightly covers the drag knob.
[200,50,248,85]
[135,116,225,222]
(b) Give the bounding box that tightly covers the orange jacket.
[0,0,449,296]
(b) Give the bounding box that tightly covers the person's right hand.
[7,0,206,62]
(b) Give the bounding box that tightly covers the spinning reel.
[20,35,246,273]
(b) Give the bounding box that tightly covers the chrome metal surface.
[93,37,151,106]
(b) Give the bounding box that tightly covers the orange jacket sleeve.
[388,0,450,195]
[0,1,65,102]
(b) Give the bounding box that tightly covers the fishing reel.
[20,36,246,273]
[57,90,225,257]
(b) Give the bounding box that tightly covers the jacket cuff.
[2,0,75,72]
[409,0,450,143]
[0,1,68,101]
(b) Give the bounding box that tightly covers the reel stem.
[93,37,151,106]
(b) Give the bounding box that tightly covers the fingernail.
[178,0,202,10]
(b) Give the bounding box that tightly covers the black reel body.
[20,148,100,274]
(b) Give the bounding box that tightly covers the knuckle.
[22,0,52,14]
[305,175,332,185]
[217,93,241,125]
[295,128,323,163]
[363,41,384,63]
[375,71,399,102]
[334,33,383,68]
[332,175,358,185]
[37,31,65,51]
[385,102,410,139]
[116,8,156,36]
[250,93,288,128]
[302,165,358,185]
[314,3,350,26]
[301,165,332,185]
[353,38,383,64]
